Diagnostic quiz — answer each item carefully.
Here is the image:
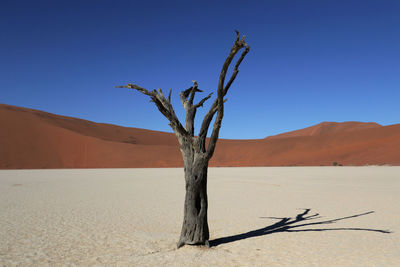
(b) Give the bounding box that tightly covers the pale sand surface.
[0,167,399,266]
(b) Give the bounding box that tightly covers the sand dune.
[0,167,399,266]
[1,103,399,169]
[266,121,382,139]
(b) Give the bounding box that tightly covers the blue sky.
[1,0,399,139]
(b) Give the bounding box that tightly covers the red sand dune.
[1,103,399,169]
[266,121,381,139]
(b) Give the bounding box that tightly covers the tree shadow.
[209,209,391,247]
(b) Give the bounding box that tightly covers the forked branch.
[200,31,250,158]
[179,80,212,136]
[116,31,249,155]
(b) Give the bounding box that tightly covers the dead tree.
[116,31,249,248]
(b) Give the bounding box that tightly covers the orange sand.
[1,103,399,169]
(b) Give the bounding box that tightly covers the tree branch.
[194,92,213,108]
[189,80,202,105]
[223,45,250,94]
[181,87,192,102]
[205,31,250,159]
[115,83,189,139]
[180,81,203,109]
[168,88,172,103]
[116,83,155,97]
[179,80,207,137]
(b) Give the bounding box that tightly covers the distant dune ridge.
[1,103,399,169]
[266,121,382,139]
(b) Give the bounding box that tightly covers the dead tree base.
[177,239,210,249]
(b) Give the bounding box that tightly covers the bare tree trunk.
[177,154,209,248]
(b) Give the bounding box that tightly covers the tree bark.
[177,152,210,248]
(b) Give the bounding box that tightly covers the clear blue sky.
[1,0,399,139]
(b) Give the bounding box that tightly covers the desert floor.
[0,167,399,266]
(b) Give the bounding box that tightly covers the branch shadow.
[209,209,392,247]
